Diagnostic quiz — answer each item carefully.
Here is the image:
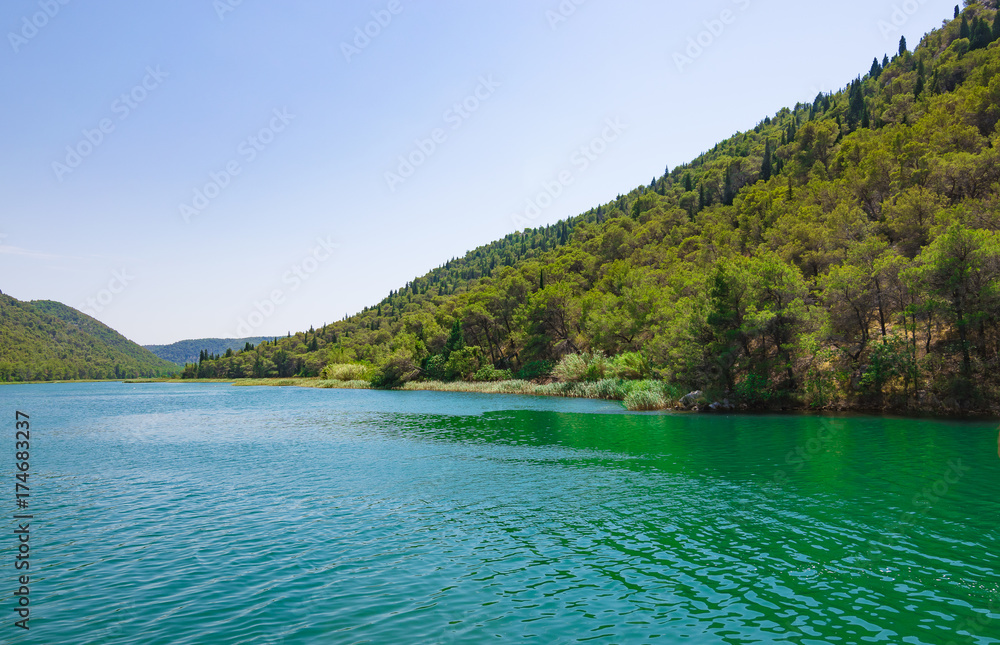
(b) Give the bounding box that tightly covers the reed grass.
[227,375,679,410]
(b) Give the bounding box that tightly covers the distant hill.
[145,337,274,365]
[0,295,181,381]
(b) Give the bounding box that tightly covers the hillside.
[0,295,180,381]
[191,3,1000,413]
[145,337,274,365]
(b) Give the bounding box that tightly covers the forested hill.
[192,3,1000,413]
[145,337,273,365]
[0,295,180,381]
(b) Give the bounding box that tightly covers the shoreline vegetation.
[107,374,998,418]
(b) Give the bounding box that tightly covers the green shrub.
[552,353,588,382]
[609,352,651,380]
[515,360,554,380]
[320,363,369,381]
[445,346,483,381]
[421,354,447,381]
[370,353,420,389]
[552,351,609,382]
[734,374,774,407]
[473,365,513,382]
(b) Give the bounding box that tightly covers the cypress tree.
[971,17,991,49]
[683,173,692,192]
[882,54,890,68]
[761,139,773,182]
[954,5,959,19]
[994,12,1000,41]
[870,57,882,79]
[899,36,907,56]
[960,14,970,40]
[723,167,734,206]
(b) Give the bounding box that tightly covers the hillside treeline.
[189,4,1000,413]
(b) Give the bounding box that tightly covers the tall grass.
[405,377,679,410]
[227,373,680,410]
[320,363,370,381]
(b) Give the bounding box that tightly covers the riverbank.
[5,376,996,418]
[220,377,1000,418]
[224,377,677,410]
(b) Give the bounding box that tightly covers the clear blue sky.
[0,0,958,345]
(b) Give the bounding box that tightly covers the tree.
[761,138,773,181]
[706,254,810,398]
[970,16,992,49]
[898,36,907,56]
[870,57,882,79]
[443,320,464,360]
[909,224,1000,380]
[994,11,1000,41]
[960,14,970,40]
[954,5,959,19]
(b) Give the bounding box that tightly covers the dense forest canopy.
[0,295,180,381]
[23,2,994,412]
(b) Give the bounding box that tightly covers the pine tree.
[971,16,991,49]
[848,79,865,130]
[899,36,907,56]
[761,139,772,182]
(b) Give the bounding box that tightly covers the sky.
[0,0,960,345]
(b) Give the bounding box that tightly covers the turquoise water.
[2,382,999,644]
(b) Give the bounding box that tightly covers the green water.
[2,382,998,644]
